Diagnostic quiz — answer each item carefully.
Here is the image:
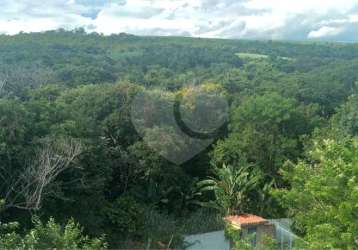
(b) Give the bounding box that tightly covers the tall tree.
[274,139,358,249]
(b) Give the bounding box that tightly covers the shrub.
[0,216,107,250]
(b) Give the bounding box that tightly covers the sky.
[1,0,358,41]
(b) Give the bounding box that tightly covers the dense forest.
[0,29,358,249]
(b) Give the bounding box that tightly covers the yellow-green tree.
[274,139,358,249]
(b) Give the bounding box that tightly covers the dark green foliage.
[105,196,145,237]
[0,30,357,248]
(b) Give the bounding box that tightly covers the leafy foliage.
[1,30,358,248]
[0,214,107,250]
[274,139,358,249]
[198,164,261,215]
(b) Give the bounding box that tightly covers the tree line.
[0,30,358,249]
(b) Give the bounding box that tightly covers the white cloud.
[0,0,357,41]
[0,0,93,34]
[308,26,343,38]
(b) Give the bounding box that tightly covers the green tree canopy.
[274,139,358,249]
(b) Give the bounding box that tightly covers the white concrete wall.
[184,230,230,250]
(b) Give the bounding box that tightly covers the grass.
[236,52,294,61]
[236,52,269,59]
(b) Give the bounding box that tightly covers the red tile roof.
[225,214,267,227]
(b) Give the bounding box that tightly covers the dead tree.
[0,66,55,97]
[1,137,82,211]
[0,74,7,94]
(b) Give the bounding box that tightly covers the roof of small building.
[225,214,267,227]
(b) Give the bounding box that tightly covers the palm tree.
[197,164,261,215]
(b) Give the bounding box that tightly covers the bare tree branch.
[1,137,82,211]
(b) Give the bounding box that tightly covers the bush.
[0,217,107,250]
[105,196,145,237]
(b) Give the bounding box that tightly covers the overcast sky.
[1,0,358,41]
